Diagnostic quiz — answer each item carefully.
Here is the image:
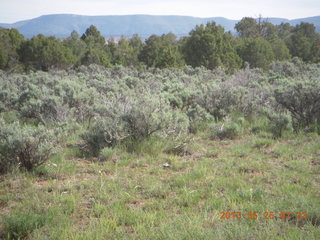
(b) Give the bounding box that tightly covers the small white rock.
[162,163,171,168]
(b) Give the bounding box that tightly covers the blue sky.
[1,0,319,23]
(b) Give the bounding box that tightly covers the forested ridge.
[0,17,320,72]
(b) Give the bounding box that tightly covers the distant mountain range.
[1,14,319,38]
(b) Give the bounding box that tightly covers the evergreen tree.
[81,25,105,46]
[237,37,275,70]
[108,36,142,67]
[235,17,259,38]
[80,25,111,67]
[277,23,293,39]
[269,37,291,61]
[139,33,183,68]
[19,34,75,71]
[310,35,320,63]
[182,22,241,72]
[63,30,86,65]
[128,34,144,67]
[286,22,319,62]
[0,28,24,69]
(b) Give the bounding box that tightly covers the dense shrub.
[3,209,53,239]
[1,60,320,159]
[264,110,292,138]
[274,77,320,132]
[0,120,58,172]
[210,120,242,140]
[99,147,117,161]
[2,210,49,239]
[81,98,189,156]
[81,119,124,155]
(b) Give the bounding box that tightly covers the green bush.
[2,210,49,239]
[272,66,320,133]
[252,137,273,149]
[99,147,117,161]
[82,95,189,156]
[82,110,189,156]
[164,138,192,156]
[250,116,269,134]
[210,121,242,140]
[81,119,118,156]
[266,112,292,138]
[0,120,58,173]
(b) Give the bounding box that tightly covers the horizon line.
[1,13,320,24]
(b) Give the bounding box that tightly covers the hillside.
[0,14,319,38]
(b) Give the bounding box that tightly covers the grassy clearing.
[0,132,320,240]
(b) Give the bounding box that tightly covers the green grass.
[0,132,319,239]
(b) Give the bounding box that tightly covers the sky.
[1,0,320,23]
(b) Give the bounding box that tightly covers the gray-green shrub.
[0,120,58,172]
[210,120,242,140]
[1,61,320,158]
[274,77,320,132]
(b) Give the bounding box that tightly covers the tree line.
[0,17,319,72]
